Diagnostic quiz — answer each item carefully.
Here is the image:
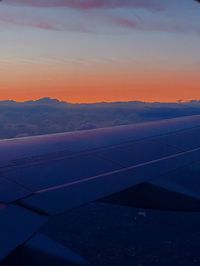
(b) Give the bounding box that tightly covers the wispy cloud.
[110,16,138,29]
[0,7,91,32]
[0,0,165,32]
[5,0,164,11]
[0,12,59,30]
[2,0,198,35]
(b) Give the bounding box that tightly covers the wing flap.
[4,233,89,266]
[18,146,200,215]
[0,204,47,262]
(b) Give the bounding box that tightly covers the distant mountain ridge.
[1,97,200,107]
[0,97,200,140]
[0,97,67,105]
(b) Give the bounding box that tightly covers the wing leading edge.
[1,115,200,264]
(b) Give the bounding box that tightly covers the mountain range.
[0,97,200,140]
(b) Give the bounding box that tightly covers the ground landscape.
[1,98,200,139]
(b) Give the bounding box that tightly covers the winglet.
[4,233,90,266]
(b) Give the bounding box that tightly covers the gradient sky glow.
[0,0,200,102]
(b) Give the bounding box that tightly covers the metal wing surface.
[1,115,200,265]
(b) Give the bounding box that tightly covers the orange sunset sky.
[0,0,200,103]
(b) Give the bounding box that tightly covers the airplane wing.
[1,115,200,265]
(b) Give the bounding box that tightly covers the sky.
[0,0,200,103]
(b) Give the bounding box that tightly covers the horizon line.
[0,97,200,105]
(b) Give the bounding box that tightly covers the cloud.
[67,0,164,11]
[3,0,198,35]
[0,12,60,30]
[110,16,138,29]
[0,7,91,32]
[5,0,164,11]
[0,0,165,33]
